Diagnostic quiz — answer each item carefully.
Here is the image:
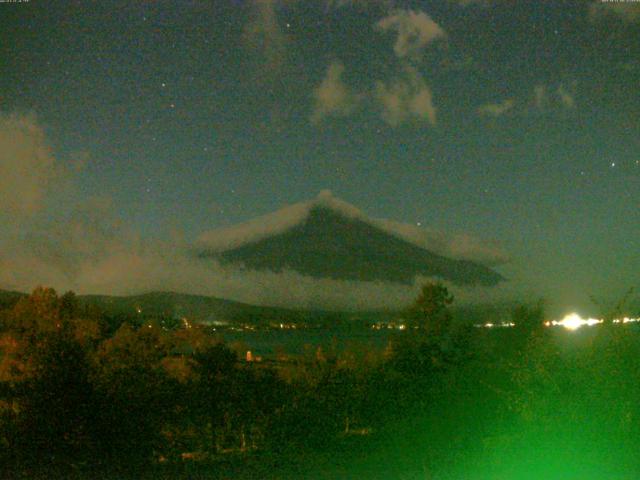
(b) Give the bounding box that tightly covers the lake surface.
[217,322,640,358]
[217,328,404,357]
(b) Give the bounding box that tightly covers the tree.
[16,328,96,468]
[590,287,636,324]
[59,291,79,321]
[191,343,238,453]
[511,299,545,334]
[409,282,454,337]
[8,286,61,337]
[90,323,174,468]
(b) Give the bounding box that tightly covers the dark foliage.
[1,286,640,479]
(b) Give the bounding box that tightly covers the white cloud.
[0,238,514,312]
[0,113,62,216]
[0,242,518,311]
[477,98,515,117]
[310,61,358,124]
[374,66,437,126]
[306,9,444,127]
[377,10,445,58]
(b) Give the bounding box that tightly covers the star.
[610,162,616,168]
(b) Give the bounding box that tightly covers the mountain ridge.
[196,192,505,287]
[196,190,509,267]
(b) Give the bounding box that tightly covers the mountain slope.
[197,193,505,287]
[79,291,312,324]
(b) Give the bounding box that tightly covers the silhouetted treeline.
[1,286,639,479]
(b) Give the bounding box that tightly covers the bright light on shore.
[552,313,602,330]
[474,314,638,330]
[476,322,515,328]
[613,317,639,324]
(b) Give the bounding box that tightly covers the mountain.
[80,291,317,325]
[0,289,393,326]
[196,191,505,287]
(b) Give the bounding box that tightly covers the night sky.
[1,0,639,314]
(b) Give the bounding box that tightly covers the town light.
[553,313,602,331]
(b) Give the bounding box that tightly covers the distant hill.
[196,192,505,286]
[79,291,320,325]
[0,288,525,328]
[0,289,393,326]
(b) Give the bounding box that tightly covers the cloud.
[309,63,439,128]
[374,66,437,126]
[534,85,547,109]
[447,233,510,266]
[0,238,519,311]
[310,61,358,124]
[0,242,516,312]
[306,9,444,127]
[0,113,63,216]
[533,82,576,111]
[477,82,576,120]
[376,10,445,59]
[556,84,575,108]
[242,0,288,72]
[369,219,510,267]
[477,99,515,117]
[589,2,640,23]
[23,196,130,279]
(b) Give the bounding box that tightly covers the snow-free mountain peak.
[195,192,507,287]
